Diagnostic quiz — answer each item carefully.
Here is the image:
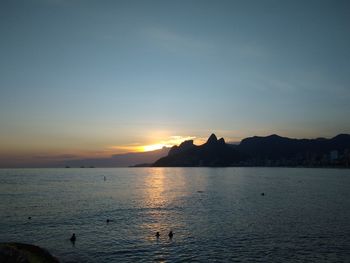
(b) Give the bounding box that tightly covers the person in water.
[70,233,76,242]
[155,232,160,238]
[168,231,173,239]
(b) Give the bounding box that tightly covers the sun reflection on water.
[137,168,210,246]
[139,168,182,244]
[143,168,167,208]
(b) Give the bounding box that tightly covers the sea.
[0,167,350,262]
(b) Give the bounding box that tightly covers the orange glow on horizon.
[142,144,169,152]
[140,135,203,152]
[108,135,205,153]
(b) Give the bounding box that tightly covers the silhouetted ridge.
[153,133,350,167]
[153,134,246,167]
[168,140,195,156]
[218,138,225,145]
[206,133,218,144]
[237,134,350,166]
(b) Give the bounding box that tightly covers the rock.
[168,140,195,156]
[0,243,59,263]
[206,134,218,144]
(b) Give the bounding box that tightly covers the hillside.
[152,134,350,167]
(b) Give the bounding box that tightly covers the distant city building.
[330,150,338,161]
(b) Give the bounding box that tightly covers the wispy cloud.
[107,144,143,153]
[142,26,213,54]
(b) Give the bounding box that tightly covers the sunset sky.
[1,0,350,167]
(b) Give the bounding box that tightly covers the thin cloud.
[143,26,213,54]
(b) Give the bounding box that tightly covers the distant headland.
[148,133,350,168]
[60,133,350,169]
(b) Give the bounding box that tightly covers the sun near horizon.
[1,0,349,168]
[121,135,207,153]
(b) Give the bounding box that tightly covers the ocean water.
[0,167,350,262]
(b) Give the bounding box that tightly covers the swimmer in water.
[70,233,76,242]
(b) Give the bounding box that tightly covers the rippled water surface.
[1,168,350,262]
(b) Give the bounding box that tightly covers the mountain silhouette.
[153,134,246,167]
[152,133,350,167]
[237,134,350,160]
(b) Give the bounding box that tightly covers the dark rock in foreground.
[0,243,59,263]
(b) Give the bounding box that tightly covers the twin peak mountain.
[152,133,350,167]
[154,133,245,167]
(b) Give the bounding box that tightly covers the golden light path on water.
[141,168,170,241]
[140,168,187,246]
[138,167,210,256]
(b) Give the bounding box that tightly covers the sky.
[1,0,350,167]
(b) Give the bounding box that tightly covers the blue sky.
[1,0,350,165]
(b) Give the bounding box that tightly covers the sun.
[140,135,199,152]
[142,144,166,152]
